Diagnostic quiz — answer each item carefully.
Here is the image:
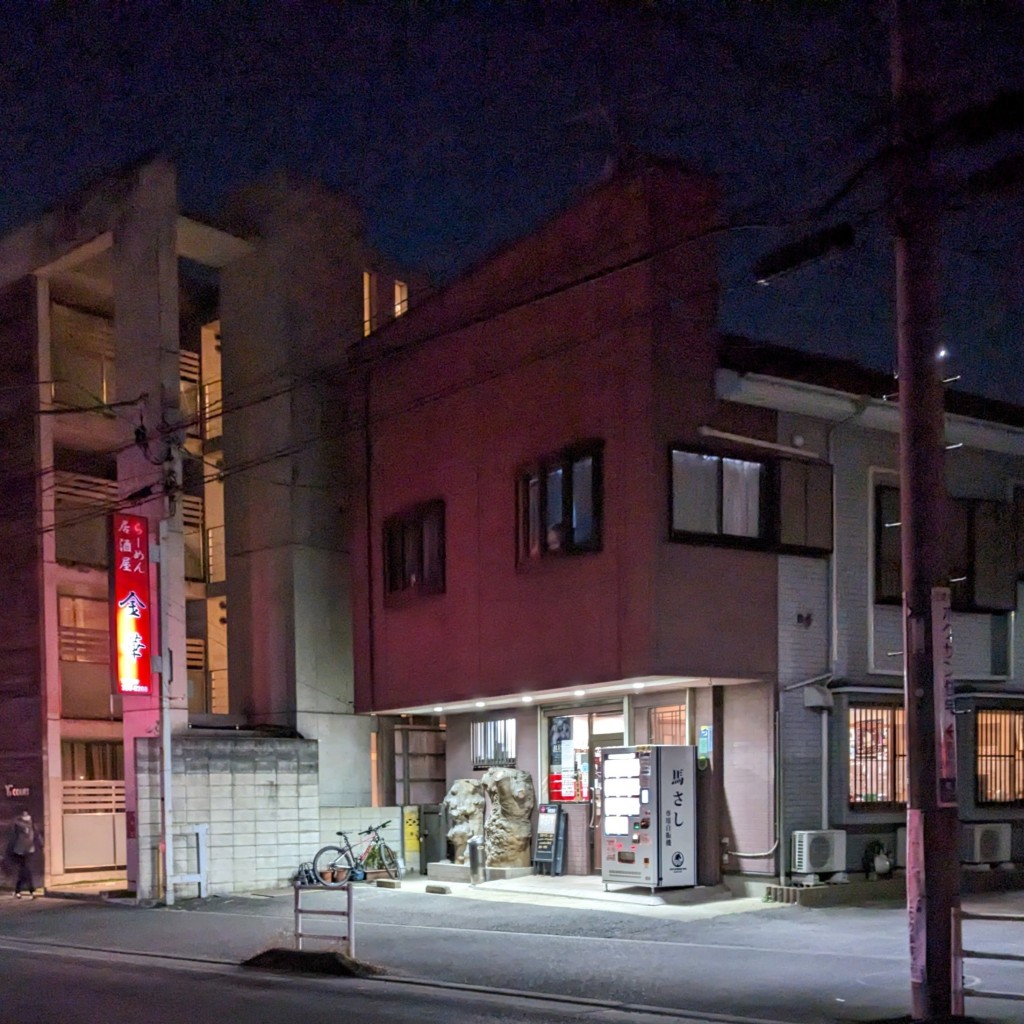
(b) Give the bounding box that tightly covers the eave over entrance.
[379,673,764,716]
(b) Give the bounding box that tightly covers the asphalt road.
[1,885,1022,1023]
[0,945,713,1024]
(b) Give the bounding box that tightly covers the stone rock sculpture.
[442,778,485,865]
[481,767,536,868]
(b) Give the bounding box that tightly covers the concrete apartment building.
[352,158,1024,883]
[0,157,413,899]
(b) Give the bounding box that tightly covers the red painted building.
[350,159,822,878]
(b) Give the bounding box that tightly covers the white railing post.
[951,906,964,1017]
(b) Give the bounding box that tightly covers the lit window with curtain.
[671,450,763,540]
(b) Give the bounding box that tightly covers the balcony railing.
[63,780,125,814]
[55,471,118,568]
[203,379,223,440]
[207,524,226,583]
[58,625,109,664]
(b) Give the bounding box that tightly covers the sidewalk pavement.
[32,867,1024,919]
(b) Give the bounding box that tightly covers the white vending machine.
[599,744,697,891]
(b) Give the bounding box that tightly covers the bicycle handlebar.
[358,819,391,836]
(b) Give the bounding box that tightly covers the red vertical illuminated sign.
[111,513,153,696]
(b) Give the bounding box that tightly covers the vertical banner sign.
[930,587,957,807]
[111,513,153,696]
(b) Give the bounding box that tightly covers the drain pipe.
[777,702,785,886]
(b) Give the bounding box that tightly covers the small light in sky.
[936,347,949,361]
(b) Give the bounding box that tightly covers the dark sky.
[1,1,1022,402]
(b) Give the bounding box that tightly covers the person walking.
[7,808,37,899]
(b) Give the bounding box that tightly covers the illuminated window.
[58,595,109,663]
[671,450,763,539]
[472,718,516,769]
[61,741,124,781]
[518,441,603,561]
[848,704,906,808]
[394,280,408,317]
[363,270,376,336]
[976,709,1024,805]
[671,448,832,552]
[383,499,445,597]
[650,705,687,745]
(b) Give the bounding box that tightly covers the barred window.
[849,704,906,808]
[649,705,687,745]
[471,718,516,770]
[976,709,1024,805]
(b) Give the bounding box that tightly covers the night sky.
[1,2,1022,402]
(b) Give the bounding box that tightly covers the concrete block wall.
[136,735,320,900]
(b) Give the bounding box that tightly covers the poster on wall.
[930,587,957,807]
[111,513,153,696]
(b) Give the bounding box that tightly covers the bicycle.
[312,820,402,886]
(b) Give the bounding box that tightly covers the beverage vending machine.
[599,744,697,891]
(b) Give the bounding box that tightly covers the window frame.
[669,447,767,546]
[362,270,377,336]
[848,702,907,811]
[874,483,1017,612]
[668,446,833,555]
[394,279,409,318]
[975,708,1024,807]
[517,440,604,563]
[471,717,517,770]
[382,499,445,601]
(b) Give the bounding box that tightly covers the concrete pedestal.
[427,861,535,883]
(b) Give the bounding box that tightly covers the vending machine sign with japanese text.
[111,513,153,696]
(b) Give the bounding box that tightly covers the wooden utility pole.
[891,2,961,1018]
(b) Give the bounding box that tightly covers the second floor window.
[875,484,1017,611]
[671,450,764,540]
[518,441,603,561]
[670,447,833,553]
[384,499,445,597]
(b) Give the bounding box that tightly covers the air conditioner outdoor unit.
[792,829,846,875]
[962,823,1012,865]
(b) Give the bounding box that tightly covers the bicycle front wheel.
[312,845,353,887]
[379,842,402,879]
